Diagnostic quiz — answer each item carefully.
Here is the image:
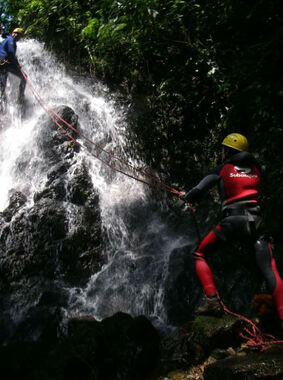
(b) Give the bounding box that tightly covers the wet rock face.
[0,105,104,343]
[163,243,202,325]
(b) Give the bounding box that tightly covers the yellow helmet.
[222,133,249,152]
[13,28,24,35]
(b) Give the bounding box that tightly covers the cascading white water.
[0,39,191,330]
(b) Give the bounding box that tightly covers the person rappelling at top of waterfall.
[0,27,26,112]
[180,133,283,327]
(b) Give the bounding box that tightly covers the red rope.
[217,292,283,351]
[19,67,182,196]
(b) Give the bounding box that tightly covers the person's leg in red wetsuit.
[193,223,227,315]
[194,223,223,297]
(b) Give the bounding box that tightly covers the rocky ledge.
[157,306,283,380]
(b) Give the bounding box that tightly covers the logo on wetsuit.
[230,166,259,178]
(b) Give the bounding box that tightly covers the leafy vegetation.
[2,0,283,240]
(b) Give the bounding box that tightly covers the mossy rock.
[190,315,242,351]
[204,347,283,380]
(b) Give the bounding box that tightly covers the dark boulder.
[0,312,160,380]
[163,243,202,326]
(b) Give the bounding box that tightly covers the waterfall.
[0,39,193,332]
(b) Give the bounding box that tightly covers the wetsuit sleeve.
[183,166,222,203]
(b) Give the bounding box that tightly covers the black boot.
[197,295,224,317]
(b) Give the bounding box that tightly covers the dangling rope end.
[216,291,283,350]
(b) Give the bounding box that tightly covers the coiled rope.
[216,292,283,351]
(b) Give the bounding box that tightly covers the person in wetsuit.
[182,133,283,323]
[0,27,26,111]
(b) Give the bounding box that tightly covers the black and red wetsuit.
[184,151,283,319]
